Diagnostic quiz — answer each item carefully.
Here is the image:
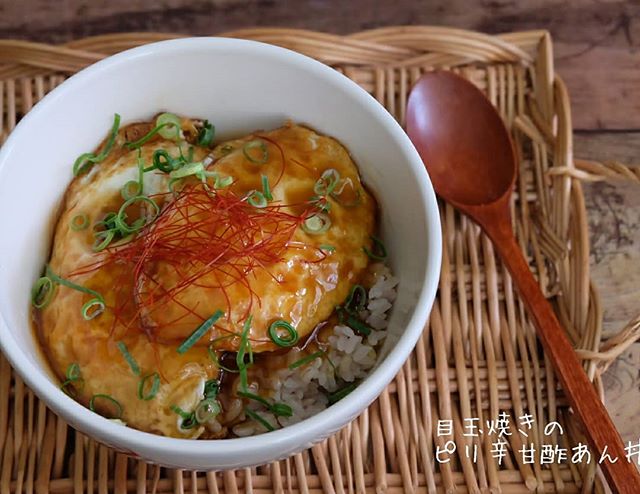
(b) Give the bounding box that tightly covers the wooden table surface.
[1,0,639,441]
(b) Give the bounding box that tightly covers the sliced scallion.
[203,379,220,400]
[197,120,215,147]
[313,169,341,196]
[170,405,199,430]
[208,345,239,373]
[114,195,160,235]
[270,402,293,417]
[236,316,253,390]
[194,398,221,423]
[247,190,267,208]
[237,390,291,417]
[89,394,123,419]
[125,123,170,150]
[363,235,387,261]
[116,341,140,376]
[261,175,272,201]
[60,378,83,397]
[169,161,204,179]
[148,149,177,173]
[82,299,105,320]
[268,320,299,347]
[121,180,142,200]
[177,309,224,354]
[302,213,331,235]
[242,139,268,164]
[156,113,183,141]
[32,276,54,309]
[92,230,115,252]
[73,113,121,175]
[327,382,357,405]
[244,408,275,432]
[345,315,371,336]
[319,244,335,252]
[66,362,81,381]
[46,266,105,319]
[70,213,89,231]
[138,373,160,401]
[288,351,324,370]
[345,284,367,314]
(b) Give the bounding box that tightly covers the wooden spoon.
[406,71,640,493]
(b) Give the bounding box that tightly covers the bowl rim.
[0,36,442,461]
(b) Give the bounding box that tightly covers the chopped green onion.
[66,363,81,381]
[220,144,234,155]
[95,212,118,231]
[92,230,115,252]
[114,195,160,235]
[89,394,123,419]
[319,244,335,252]
[328,382,357,405]
[244,408,275,431]
[310,195,331,213]
[261,175,273,201]
[203,379,220,400]
[247,190,267,208]
[236,316,253,390]
[177,309,224,354]
[314,169,341,196]
[194,398,221,423]
[116,341,140,376]
[243,139,268,164]
[138,373,160,401]
[46,266,105,319]
[149,149,178,173]
[203,172,233,189]
[60,378,83,397]
[81,299,105,320]
[270,403,293,417]
[288,351,325,370]
[268,320,299,347]
[170,405,199,430]
[121,180,142,200]
[332,187,362,207]
[345,284,367,314]
[237,390,270,408]
[70,213,89,231]
[345,315,371,336]
[237,390,291,416]
[60,363,84,396]
[125,124,170,150]
[208,345,239,373]
[32,276,54,309]
[156,113,183,141]
[169,161,204,179]
[73,114,121,175]
[363,235,387,261]
[303,213,331,235]
[197,120,215,147]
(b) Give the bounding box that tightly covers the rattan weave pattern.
[0,27,637,494]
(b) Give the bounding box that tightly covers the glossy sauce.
[34,120,376,438]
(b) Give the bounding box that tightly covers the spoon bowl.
[407,72,516,207]
[407,70,640,493]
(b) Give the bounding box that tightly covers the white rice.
[233,263,398,436]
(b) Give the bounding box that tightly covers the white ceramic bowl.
[0,38,441,470]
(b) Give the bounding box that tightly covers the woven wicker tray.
[1,27,640,494]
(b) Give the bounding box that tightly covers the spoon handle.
[492,230,640,493]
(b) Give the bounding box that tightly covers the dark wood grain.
[0,0,639,129]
